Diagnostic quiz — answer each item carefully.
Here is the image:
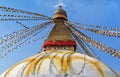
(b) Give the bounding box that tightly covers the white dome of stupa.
[1,50,119,77]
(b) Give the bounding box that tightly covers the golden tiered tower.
[43,5,76,51]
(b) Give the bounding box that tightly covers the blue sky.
[0,0,120,75]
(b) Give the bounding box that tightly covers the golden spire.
[43,6,76,51]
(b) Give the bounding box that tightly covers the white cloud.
[55,0,65,8]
